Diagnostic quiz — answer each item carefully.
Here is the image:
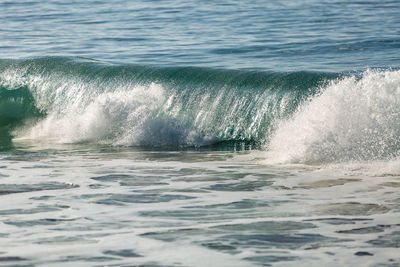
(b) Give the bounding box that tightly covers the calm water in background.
[1,0,399,71]
[1,1,400,266]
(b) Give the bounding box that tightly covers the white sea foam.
[16,82,212,147]
[265,69,400,164]
[19,83,166,144]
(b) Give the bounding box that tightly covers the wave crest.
[266,69,400,163]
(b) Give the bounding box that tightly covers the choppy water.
[1,144,400,266]
[1,0,400,266]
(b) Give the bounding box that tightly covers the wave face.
[0,57,331,148]
[2,57,400,163]
[266,69,400,163]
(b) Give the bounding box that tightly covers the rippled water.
[0,142,399,266]
[1,0,400,266]
[1,0,399,71]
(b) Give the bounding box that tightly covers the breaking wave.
[0,57,329,149]
[266,69,400,163]
[2,57,400,163]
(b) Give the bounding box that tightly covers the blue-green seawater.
[0,1,400,266]
[1,0,399,71]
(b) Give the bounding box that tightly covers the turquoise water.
[1,1,400,266]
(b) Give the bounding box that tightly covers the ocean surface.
[1,0,400,266]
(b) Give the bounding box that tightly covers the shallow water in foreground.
[0,141,399,266]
